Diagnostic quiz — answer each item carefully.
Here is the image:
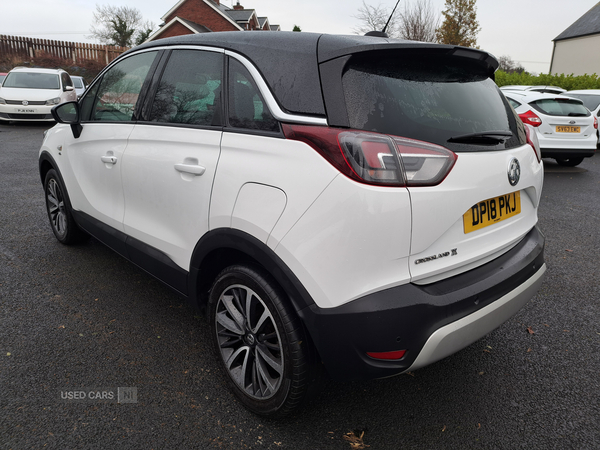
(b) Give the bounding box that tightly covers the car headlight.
[46,97,61,106]
[0,97,6,105]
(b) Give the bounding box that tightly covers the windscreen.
[530,99,590,117]
[342,51,526,151]
[3,72,60,89]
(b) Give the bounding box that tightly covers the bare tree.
[89,5,155,47]
[497,55,526,74]
[398,0,439,42]
[353,1,401,38]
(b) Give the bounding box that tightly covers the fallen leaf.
[527,326,535,334]
[563,330,569,332]
[483,349,491,353]
[478,371,485,375]
[405,372,415,377]
[343,431,369,449]
[477,423,481,429]
[527,348,532,353]
[6,352,11,356]
[58,325,65,329]
[441,425,447,432]
[565,249,573,252]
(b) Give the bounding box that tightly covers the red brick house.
[146,0,280,42]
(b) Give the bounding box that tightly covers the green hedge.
[495,70,600,90]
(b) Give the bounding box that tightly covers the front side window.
[342,51,526,151]
[61,73,73,90]
[228,58,278,132]
[149,50,222,126]
[3,72,59,89]
[84,51,157,122]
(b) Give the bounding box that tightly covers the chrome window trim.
[107,46,328,127]
[225,50,328,126]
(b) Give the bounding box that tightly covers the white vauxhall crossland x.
[39,32,546,416]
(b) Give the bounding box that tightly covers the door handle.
[174,163,206,176]
[101,155,117,164]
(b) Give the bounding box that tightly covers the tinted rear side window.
[342,52,525,151]
[149,49,222,126]
[228,58,279,132]
[530,99,590,117]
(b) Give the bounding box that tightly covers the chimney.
[234,2,244,10]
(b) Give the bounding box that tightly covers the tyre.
[208,264,312,417]
[555,157,584,167]
[44,169,88,244]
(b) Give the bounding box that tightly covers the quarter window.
[228,58,278,132]
[148,50,223,126]
[84,51,157,122]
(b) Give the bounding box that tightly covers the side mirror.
[52,101,82,138]
[65,85,74,92]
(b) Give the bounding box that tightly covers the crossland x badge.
[508,158,520,186]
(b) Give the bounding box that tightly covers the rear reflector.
[367,350,407,360]
[282,124,457,187]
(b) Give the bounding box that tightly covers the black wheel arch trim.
[189,228,316,314]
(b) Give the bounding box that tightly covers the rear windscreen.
[563,94,600,112]
[342,52,526,151]
[530,99,590,117]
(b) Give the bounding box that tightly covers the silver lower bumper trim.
[406,263,547,372]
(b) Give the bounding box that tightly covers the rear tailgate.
[408,143,543,283]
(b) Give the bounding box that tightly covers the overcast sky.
[1,0,598,74]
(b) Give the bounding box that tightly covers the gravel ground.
[1,121,598,449]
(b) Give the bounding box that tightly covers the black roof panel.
[133,32,325,116]
[129,32,499,116]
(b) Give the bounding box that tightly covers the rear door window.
[530,99,590,117]
[227,58,279,132]
[148,49,223,126]
[342,51,526,151]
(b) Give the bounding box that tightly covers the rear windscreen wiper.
[448,130,513,145]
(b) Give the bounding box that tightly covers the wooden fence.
[0,34,128,65]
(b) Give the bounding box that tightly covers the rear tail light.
[282,124,457,187]
[594,116,598,129]
[524,124,542,162]
[519,110,542,127]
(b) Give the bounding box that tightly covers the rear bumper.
[299,226,545,381]
[541,147,595,159]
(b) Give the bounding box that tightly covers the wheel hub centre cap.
[245,333,256,346]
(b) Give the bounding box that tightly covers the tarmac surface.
[1,121,598,449]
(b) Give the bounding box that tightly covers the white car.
[70,75,87,99]
[39,32,546,416]
[500,85,566,95]
[0,67,77,122]
[564,89,600,143]
[503,90,597,166]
